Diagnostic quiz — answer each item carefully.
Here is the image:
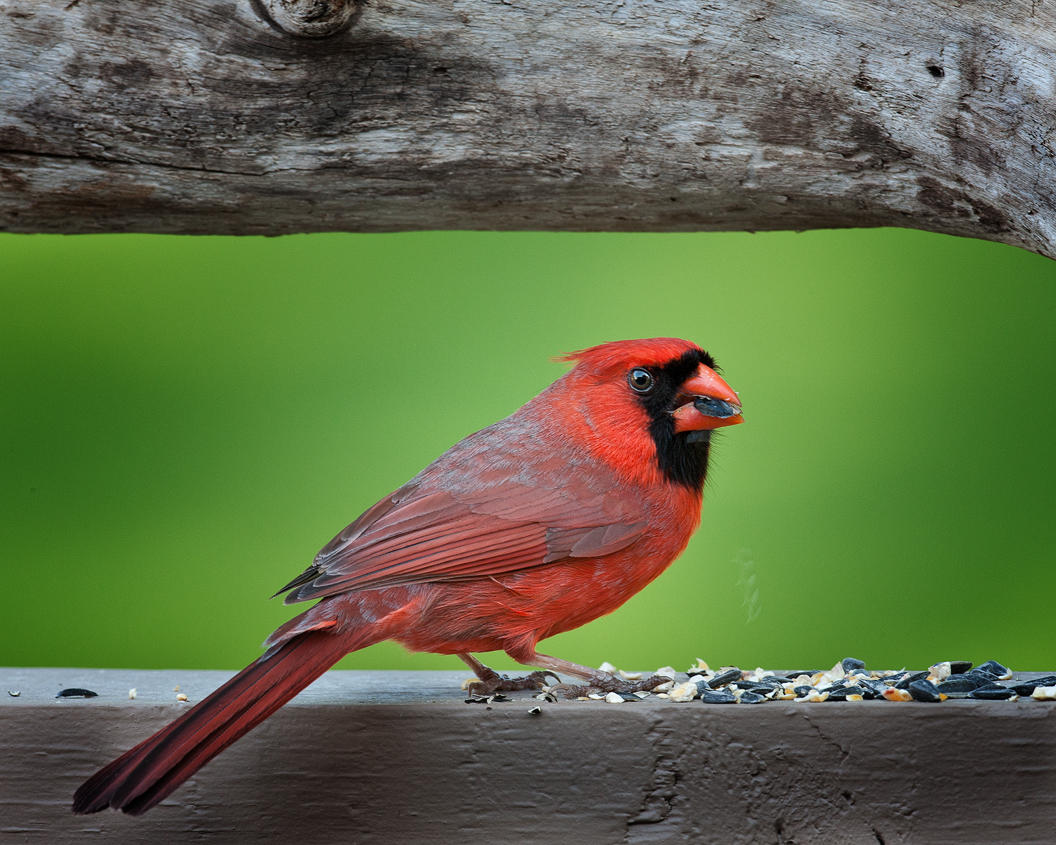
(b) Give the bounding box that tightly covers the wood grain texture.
[1,1,1054,256]
[4,668,1056,842]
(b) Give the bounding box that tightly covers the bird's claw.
[465,670,561,697]
[547,673,671,700]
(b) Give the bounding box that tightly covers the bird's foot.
[548,673,671,700]
[463,668,561,697]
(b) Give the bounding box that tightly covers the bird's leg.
[507,649,671,699]
[458,653,560,696]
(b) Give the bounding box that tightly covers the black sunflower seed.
[937,674,991,693]
[699,689,737,704]
[707,668,742,688]
[895,671,929,689]
[827,685,867,701]
[908,680,943,702]
[1012,676,1056,696]
[56,688,97,699]
[970,686,1015,700]
[858,680,886,698]
[841,657,867,673]
[975,660,1011,678]
[734,680,780,693]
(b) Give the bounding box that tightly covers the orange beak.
[671,363,744,433]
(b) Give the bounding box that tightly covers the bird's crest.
[558,338,710,373]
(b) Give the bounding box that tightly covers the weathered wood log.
[5,668,1056,842]
[1,1,1054,256]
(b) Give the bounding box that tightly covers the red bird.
[73,337,742,815]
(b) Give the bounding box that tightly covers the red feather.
[283,407,649,602]
[73,337,738,815]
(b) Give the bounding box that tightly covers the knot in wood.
[261,0,358,38]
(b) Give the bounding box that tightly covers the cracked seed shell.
[975,660,1013,680]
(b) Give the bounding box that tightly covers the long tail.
[73,628,364,815]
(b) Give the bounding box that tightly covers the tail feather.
[73,629,361,815]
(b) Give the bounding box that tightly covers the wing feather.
[280,414,648,604]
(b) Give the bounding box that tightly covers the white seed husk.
[669,681,699,702]
[928,661,952,682]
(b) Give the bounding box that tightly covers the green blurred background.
[2,229,1054,673]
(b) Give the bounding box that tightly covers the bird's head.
[555,338,742,489]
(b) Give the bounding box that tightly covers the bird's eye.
[628,368,654,394]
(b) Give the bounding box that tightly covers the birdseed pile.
[545,658,1056,704]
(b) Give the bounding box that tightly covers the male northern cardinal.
[73,337,742,815]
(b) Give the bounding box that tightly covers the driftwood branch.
[2,1,1054,256]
